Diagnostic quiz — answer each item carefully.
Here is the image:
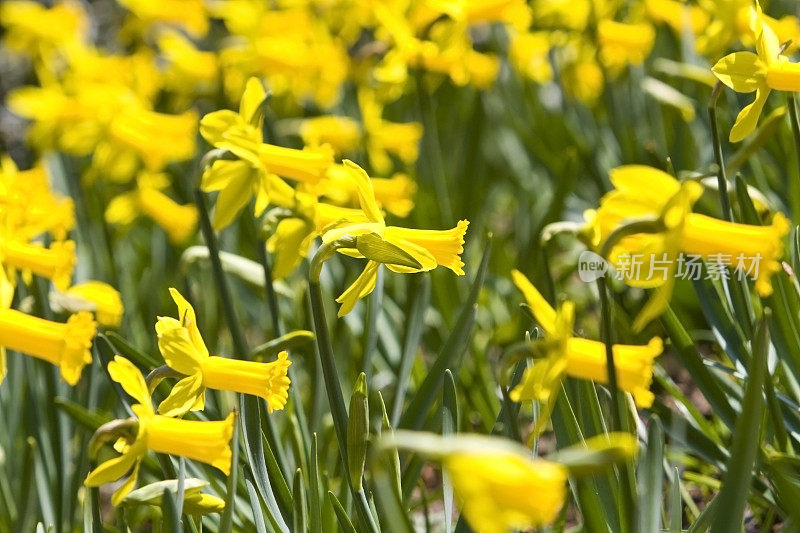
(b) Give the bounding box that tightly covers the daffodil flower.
[712,4,800,141]
[0,302,96,385]
[53,281,124,328]
[297,115,363,156]
[358,89,423,174]
[320,161,468,316]
[105,171,198,244]
[584,165,789,328]
[109,106,198,171]
[199,77,332,229]
[84,356,234,505]
[154,288,291,416]
[597,19,656,74]
[1,238,75,290]
[510,270,662,411]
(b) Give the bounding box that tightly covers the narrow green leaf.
[220,410,239,533]
[292,469,308,533]
[709,312,769,533]
[347,373,369,489]
[328,491,358,533]
[638,417,664,533]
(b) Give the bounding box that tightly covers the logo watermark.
[577,251,762,283]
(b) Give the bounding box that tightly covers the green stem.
[709,81,733,221]
[308,244,380,533]
[787,92,800,219]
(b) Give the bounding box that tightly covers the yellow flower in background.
[559,39,605,105]
[105,172,198,244]
[109,106,198,171]
[199,77,331,229]
[445,449,566,533]
[0,157,75,241]
[84,356,234,505]
[509,31,553,84]
[584,165,790,328]
[155,288,291,416]
[510,270,662,409]
[597,20,655,74]
[1,239,75,290]
[359,90,423,174]
[0,0,87,59]
[0,307,95,385]
[298,116,363,155]
[424,0,532,30]
[321,161,468,316]
[157,29,218,97]
[56,281,124,328]
[645,0,709,38]
[712,4,800,141]
[696,0,800,56]
[385,431,568,533]
[117,0,209,37]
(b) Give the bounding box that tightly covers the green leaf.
[249,331,315,361]
[709,312,770,533]
[638,417,664,533]
[347,373,368,489]
[328,491,357,533]
[292,469,308,533]
[220,411,239,533]
[54,398,111,432]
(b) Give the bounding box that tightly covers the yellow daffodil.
[509,31,553,84]
[511,270,662,409]
[0,307,95,385]
[155,288,291,416]
[424,0,532,30]
[1,238,75,290]
[85,356,234,505]
[712,4,800,141]
[298,116,362,155]
[109,106,198,171]
[106,172,198,244]
[359,89,423,174]
[117,0,209,37]
[199,77,331,229]
[0,157,75,241]
[55,281,124,328]
[0,0,87,60]
[645,0,709,38]
[321,161,468,315]
[696,0,800,56]
[157,29,218,98]
[385,432,568,533]
[584,165,790,328]
[597,20,656,74]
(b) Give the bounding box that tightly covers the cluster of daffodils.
[200,77,468,315]
[0,156,123,385]
[84,288,291,508]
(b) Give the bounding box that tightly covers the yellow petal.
[211,168,255,230]
[167,288,208,358]
[342,160,384,223]
[730,85,771,142]
[108,356,153,413]
[510,270,557,336]
[239,77,267,126]
[85,449,140,487]
[336,261,380,316]
[157,373,205,417]
[711,52,764,93]
[266,218,315,280]
[111,460,142,506]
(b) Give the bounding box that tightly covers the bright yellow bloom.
[0,0,87,60]
[105,172,198,244]
[321,161,468,315]
[509,31,553,84]
[423,0,532,30]
[584,165,790,328]
[117,0,209,37]
[1,238,75,290]
[157,29,217,97]
[85,356,234,505]
[59,281,124,328]
[155,288,291,416]
[712,4,800,141]
[109,107,198,171]
[510,270,662,408]
[359,89,423,174]
[645,0,709,37]
[199,77,331,229]
[298,116,362,155]
[0,308,95,385]
[387,432,568,533]
[597,20,655,74]
[0,157,75,241]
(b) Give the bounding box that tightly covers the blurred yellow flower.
[85,356,234,505]
[61,281,124,328]
[359,90,423,174]
[117,0,209,37]
[597,20,655,74]
[0,0,87,60]
[1,239,75,290]
[712,4,800,141]
[109,107,198,171]
[509,31,553,84]
[510,270,662,409]
[105,172,198,244]
[298,116,363,155]
[155,288,291,416]
[0,308,95,385]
